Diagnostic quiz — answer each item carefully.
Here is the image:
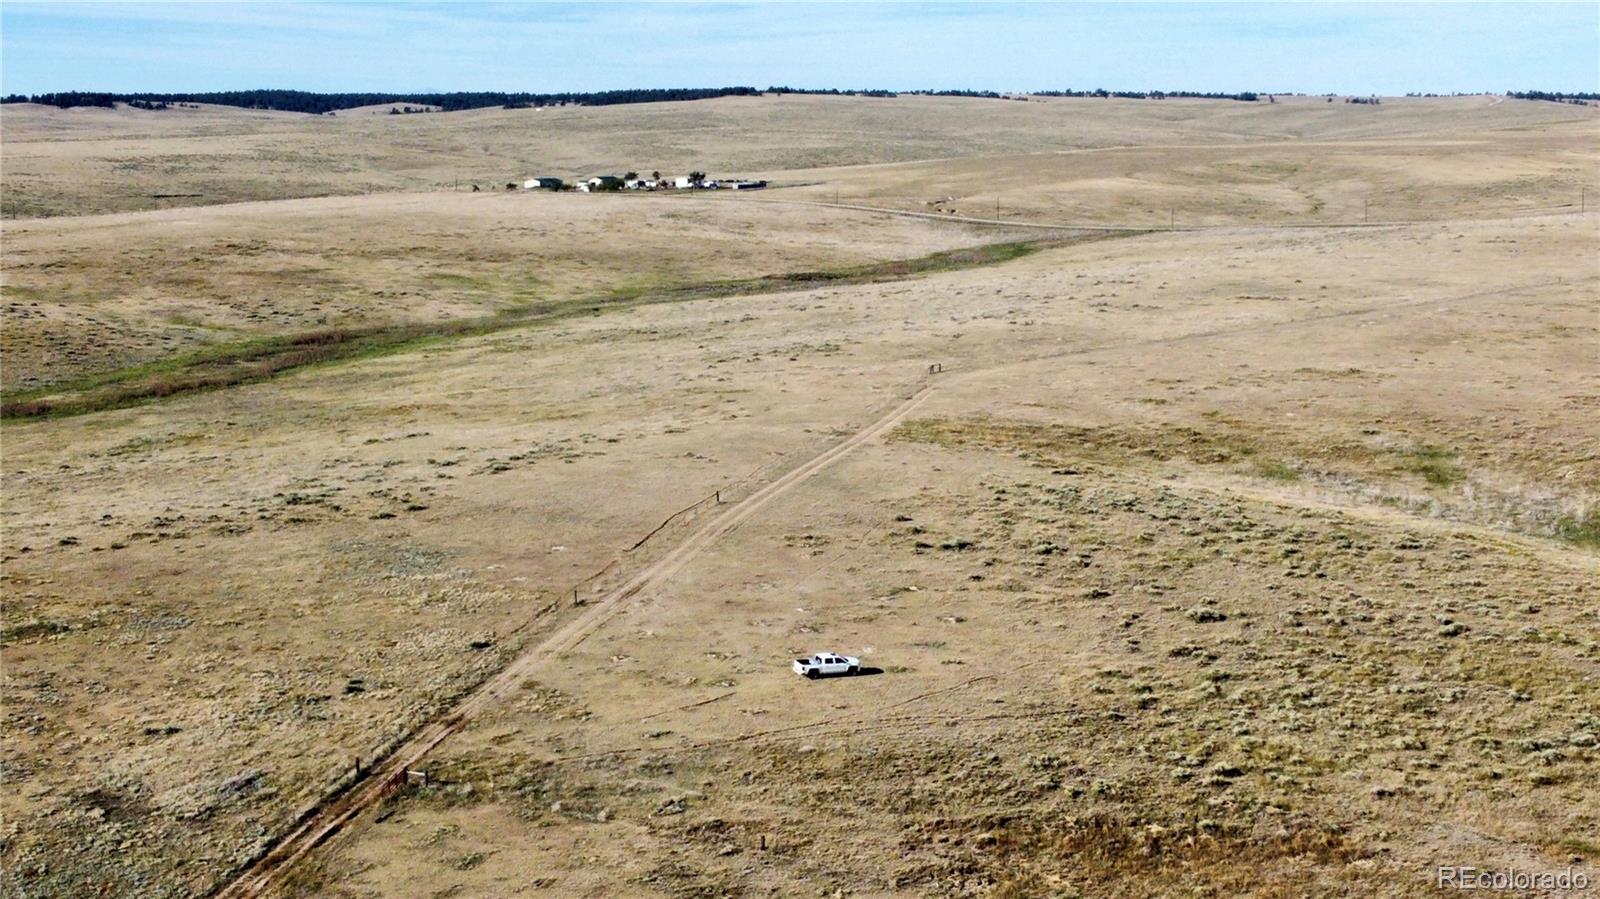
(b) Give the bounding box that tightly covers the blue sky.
[2,2,1596,96]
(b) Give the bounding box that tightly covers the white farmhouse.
[580,175,623,192]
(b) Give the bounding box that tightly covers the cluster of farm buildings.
[518,175,767,192]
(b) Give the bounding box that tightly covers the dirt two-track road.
[226,252,1599,896]
[216,382,941,897]
[3,93,1597,899]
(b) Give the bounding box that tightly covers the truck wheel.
[847,666,859,676]
[805,669,819,679]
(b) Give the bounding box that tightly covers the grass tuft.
[1554,509,1600,548]
[1399,444,1465,486]
[1253,458,1301,481]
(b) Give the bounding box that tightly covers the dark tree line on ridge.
[1505,90,1598,104]
[0,87,763,113]
[8,87,1593,114]
[1033,89,1259,101]
[3,85,1244,112]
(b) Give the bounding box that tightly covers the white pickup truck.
[793,651,861,679]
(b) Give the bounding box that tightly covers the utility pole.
[995,196,1000,219]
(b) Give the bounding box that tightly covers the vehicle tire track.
[212,382,937,898]
[217,267,1592,899]
[710,191,1589,231]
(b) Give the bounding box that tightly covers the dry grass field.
[1,94,1597,899]
[4,94,1592,220]
[0,192,1004,390]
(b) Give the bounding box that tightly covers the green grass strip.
[1,234,1114,422]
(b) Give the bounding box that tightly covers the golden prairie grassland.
[3,93,1594,220]
[0,192,1008,391]
[1,95,1597,899]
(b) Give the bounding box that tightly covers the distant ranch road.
[708,191,1590,232]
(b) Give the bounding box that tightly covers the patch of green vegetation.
[1252,458,1301,481]
[452,851,485,871]
[2,285,52,302]
[422,271,496,291]
[1398,444,1465,486]
[0,317,511,420]
[1455,652,1588,697]
[0,618,71,644]
[1559,835,1600,858]
[891,415,1269,471]
[104,430,210,457]
[161,312,213,330]
[603,275,675,303]
[986,813,1364,899]
[1554,509,1600,548]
